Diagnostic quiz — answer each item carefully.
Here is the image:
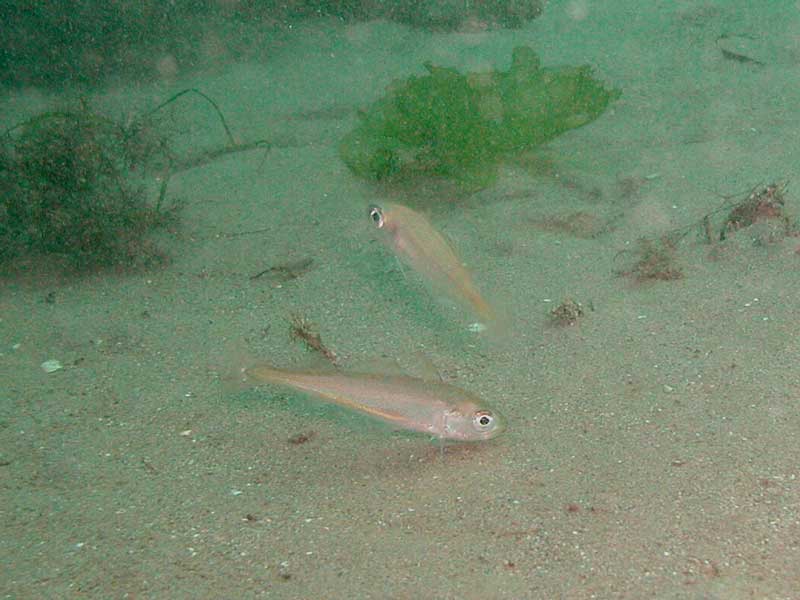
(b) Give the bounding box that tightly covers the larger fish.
[369,203,495,325]
[242,364,505,442]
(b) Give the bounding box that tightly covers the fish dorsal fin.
[346,354,407,377]
[290,353,340,374]
[402,349,444,383]
[347,349,443,383]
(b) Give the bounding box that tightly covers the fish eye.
[473,410,495,430]
[368,205,385,228]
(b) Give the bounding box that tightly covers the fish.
[241,364,505,442]
[368,202,496,326]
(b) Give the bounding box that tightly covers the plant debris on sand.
[616,237,684,282]
[613,181,797,285]
[719,182,793,241]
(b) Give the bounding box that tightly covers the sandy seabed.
[3,1,800,598]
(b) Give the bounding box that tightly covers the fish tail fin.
[212,339,263,392]
[243,363,290,386]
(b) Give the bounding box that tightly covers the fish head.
[368,203,405,238]
[369,203,408,252]
[442,403,506,441]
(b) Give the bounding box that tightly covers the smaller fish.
[241,364,505,442]
[369,203,496,326]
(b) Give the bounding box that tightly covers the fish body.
[369,203,495,324]
[244,364,505,442]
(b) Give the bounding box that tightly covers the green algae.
[0,107,171,269]
[339,46,621,192]
[0,90,269,271]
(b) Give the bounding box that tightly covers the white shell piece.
[40,359,63,373]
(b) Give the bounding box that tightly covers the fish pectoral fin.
[346,356,406,377]
[349,352,441,383]
[403,350,444,383]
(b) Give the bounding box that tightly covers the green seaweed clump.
[1,89,269,272]
[339,46,621,191]
[0,108,171,269]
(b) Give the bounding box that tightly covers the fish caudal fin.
[211,340,263,393]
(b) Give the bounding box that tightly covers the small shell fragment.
[40,359,63,373]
